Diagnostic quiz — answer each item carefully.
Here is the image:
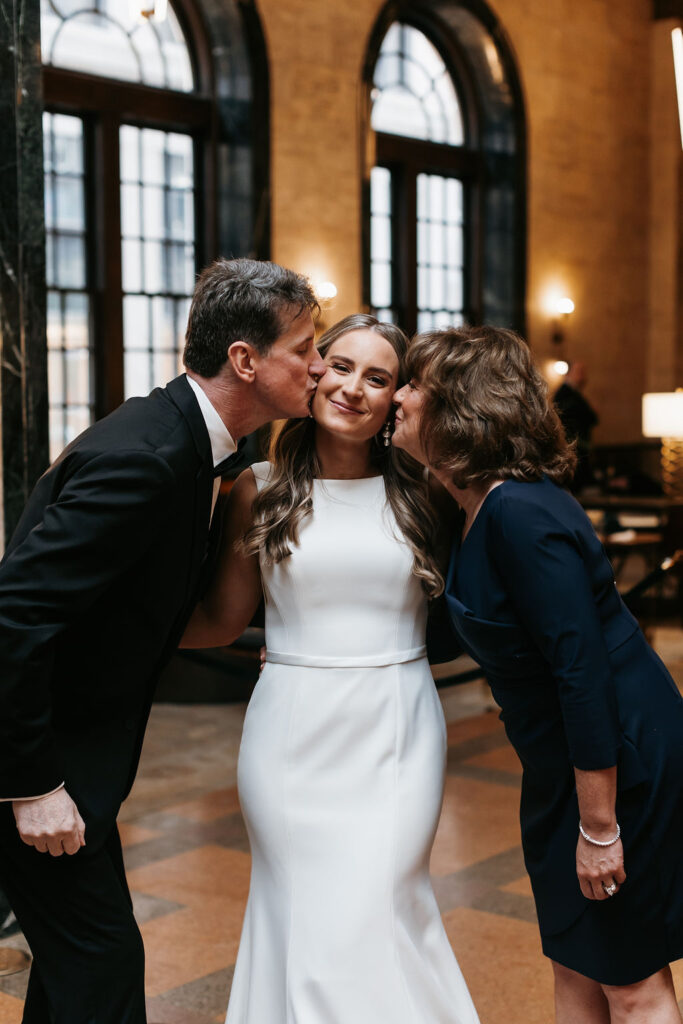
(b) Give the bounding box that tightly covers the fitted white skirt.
[225,657,479,1024]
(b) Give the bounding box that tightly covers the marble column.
[0,0,48,551]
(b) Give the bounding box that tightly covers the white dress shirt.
[186,374,237,521]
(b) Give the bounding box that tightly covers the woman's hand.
[576,834,626,900]
[573,764,626,900]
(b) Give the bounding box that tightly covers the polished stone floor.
[1,636,682,1023]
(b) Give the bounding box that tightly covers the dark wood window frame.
[363,0,527,336]
[364,15,485,336]
[42,0,217,419]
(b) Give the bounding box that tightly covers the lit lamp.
[672,28,683,148]
[642,391,683,497]
[548,295,574,378]
[314,280,338,332]
[551,296,575,346]
[317,281,338,302]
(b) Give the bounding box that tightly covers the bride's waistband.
[264,645,427,668]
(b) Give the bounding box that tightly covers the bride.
[182,314,479,1024]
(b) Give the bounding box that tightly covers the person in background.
[554,361,599,491]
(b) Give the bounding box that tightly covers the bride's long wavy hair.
[239,314,444,597]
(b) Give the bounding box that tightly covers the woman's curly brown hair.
[406,325,577,488]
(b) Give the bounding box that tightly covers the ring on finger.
[602,880,617,897]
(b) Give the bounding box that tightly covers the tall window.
[365,2,526,337]
[366,22,480,336]
[41,0,209,460]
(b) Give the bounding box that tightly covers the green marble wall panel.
[0,0,49,548]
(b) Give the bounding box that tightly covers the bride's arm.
[180,468,262,649]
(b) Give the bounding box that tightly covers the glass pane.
[141,129,167,186]
[143,186,165,240]
[371,87,429,141]
[54,230,85,291]
[66,406,92,445]
[121,184,141,239]
[122,239,143,293]
[124,350,152,399]
[151,296,175,350]
[370,166,391,216]
[44,104,91,397]
[48,350,64,405]
[65,348,90,404]
[54,176,85,232]
[124,295,150,351]
[64,292,90,350]
[371,263,391,309]
[120,125,141,184]
[372,23,464,145]
[153,351,178,384]
[371,215,391,262]
[47,292,62,350]
[417,172,465,325]
[40,0,194,92]
[121,125,196,398]
[370,166,393,318]
[51,114,83,174]
[167,189,193,241]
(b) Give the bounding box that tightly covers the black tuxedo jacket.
[0,375,222,837]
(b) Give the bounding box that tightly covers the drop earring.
[382,421,391,447]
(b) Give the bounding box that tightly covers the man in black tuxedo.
[0,257,324,1023]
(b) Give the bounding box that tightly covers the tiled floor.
[1,638,683,1023]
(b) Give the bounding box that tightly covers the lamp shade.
[642,392,683,438]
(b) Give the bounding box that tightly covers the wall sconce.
[642,391,683,497]
[313,280,338,333]
[672,28,683,148]
[130,0,168,22]
[317,281,338,302]
[551,296,575,348]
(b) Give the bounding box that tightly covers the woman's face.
[311,330,400,443]
[392,378,428,465]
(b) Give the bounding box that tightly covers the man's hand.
[13,788,86,856]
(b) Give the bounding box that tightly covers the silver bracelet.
[579,821,620,847]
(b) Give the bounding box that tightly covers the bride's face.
[311,330,399,443]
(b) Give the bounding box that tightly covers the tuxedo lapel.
[164,375,214,596]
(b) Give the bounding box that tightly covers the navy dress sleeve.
[488,492,621,771]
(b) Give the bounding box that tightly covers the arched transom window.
[372,23,463,145]
[367,20,479,336]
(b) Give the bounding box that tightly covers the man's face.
[252,308,326,419]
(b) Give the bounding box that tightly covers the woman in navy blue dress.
[392,325,683,1023]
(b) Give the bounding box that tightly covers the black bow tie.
[212,437,248,478]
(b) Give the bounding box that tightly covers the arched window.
[364,3,526,338]
[41,0,269,460]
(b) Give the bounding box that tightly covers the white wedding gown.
[225,463,479,1024]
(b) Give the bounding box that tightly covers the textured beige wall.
[256,0,660,442]
[648,19,682,394]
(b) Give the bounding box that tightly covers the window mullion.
[394,164,418,337]
[94,112,125,415]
